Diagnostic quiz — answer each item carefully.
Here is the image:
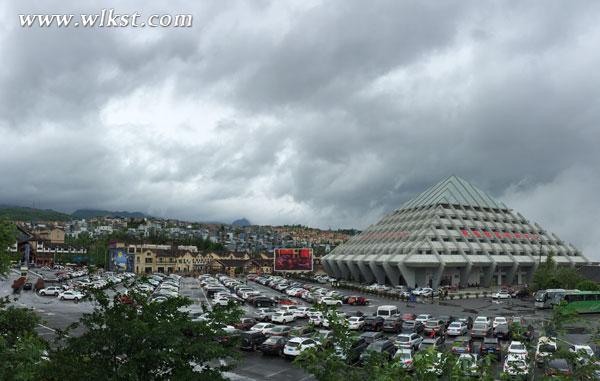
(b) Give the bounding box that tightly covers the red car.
[343,295,368,306]
[235,318,257,331]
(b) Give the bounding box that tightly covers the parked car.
[423,319,446,336]
[250,322,276,334]
[320,297,343,306]
[293,306,311,319]
[235,318,257,331]
[544,358,573,377]
[401,313,417,321]
[360,331,385,344]
[343,295,369,305]
[58,290,84,301]
[23,282,33,291]
[254,308,278,322]
[480,337,502,361]
[447,321,468,337]
[266,325,292,337]
[271,311,296,324]
[507,341,528,357]
[494,324,512,340]
[335,337,369,364]
[470,322,492,339]
[492,290,512,299]
[382,316,403,333]
[491,315,505,326]
[363,316,385,331]
[401,320,424,334]
[415,314,432,324]
[535,336,557,366]
[259,336,288,356]
[451,336,474,355]
[395,333,423,350]
[348,316,365,330]
[283,337,318,358]
[503,354,530,379]
[455,353,480,378]
[457,316,474,330]
[39,286,62,296]
[289,325,315,338]
[394,348,415,370]
[359,339,396,363]
[419,336,445,351]
[240,331,267,351]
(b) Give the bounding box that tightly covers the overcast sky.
[1,1,599,258]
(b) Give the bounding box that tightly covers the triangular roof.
[401,175,507,210]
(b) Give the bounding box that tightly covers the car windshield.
[449,322,461,328]
[426,321,438,327]
[264,337,280,344]
[286,342,300,348]
[507,359,526,368]
[473,323,486,330]
[511,344,525,351]
[404,321,415,327]
[397,336,409,342]
[539,344,556,353]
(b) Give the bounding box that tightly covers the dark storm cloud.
[1,0,600,258]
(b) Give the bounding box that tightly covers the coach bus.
[534,289,569,309]
[560,291,600,314]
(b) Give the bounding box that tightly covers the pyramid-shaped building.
[322,175,587,288]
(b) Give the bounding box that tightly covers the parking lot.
[2,269,600,380]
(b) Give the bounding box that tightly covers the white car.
[271,311,296,324]
[447,321,468,336]
[395,333,423,350]
[320,297,342,306]
[492,290,511,299]
[283,337,318,358]
[569,344,595,365]
[503,354,529,378]
[322,312,346,328]
[394,348,414,370]
[58,290,85,301]
[493,317,509,329]
[535,336,557,365]
[293,306,311,319]
[39,286,62,296]
[250,322,275,334]
[415,314,432,324]
[347,316,365,330]
[507,341,528,357]
[309,313,324,327]
[474,316,491,326]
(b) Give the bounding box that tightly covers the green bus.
[560,291,600,314]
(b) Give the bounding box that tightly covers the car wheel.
[74,298,79,303]
[60,296,65,300]
[40,291,46,296]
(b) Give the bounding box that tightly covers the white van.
[377,305,399,317]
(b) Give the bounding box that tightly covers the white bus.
[534,289,575,309]
[377,305,399,317]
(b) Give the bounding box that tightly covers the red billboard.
[274,248,313,272]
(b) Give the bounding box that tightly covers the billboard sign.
[274,248,313,272]
[109,248,133,272]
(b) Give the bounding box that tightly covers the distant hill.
[232,218,251,227]
[0,205,71,222]
[71,209,150,219]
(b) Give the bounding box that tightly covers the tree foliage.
[0,218,16,275]
[0,297,47,381]
[532,253,582,291]
[41,281,243,381]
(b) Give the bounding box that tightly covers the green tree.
[0,218,16,275]
[0,297,48,381]
[575,279,600,291]
[41,283,243,381]
[532,252,582,291]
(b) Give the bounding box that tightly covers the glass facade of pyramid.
[322,175,588,288]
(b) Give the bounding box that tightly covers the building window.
[145,258,153,264]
